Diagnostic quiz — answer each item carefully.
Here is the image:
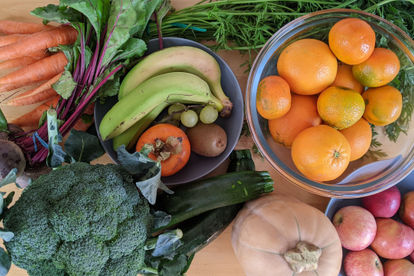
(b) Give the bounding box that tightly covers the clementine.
[317,86,365,130]
[277,38,337,95]
[329,18,376,65]
[331,63,364,93]
[362,85,402,126]
[268,94,321,147]
[352,48,400,87]
[291,125,351,182]
[340,118,372,161]
[256,75,291,119]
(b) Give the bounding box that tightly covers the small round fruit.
[371,218,414,259]
[362,186,401,218]
[180,109,198,128]
[362,85,402,126]
[168,103,186,120]
[344,249,383,276]
[332,205,377,251]
[384,259,414,276]
[331,63,364,93]
[186,123,227,157]
[352,48,400,87]
[277,38,337,95]
[268,94,321,147]
[340,118,372,161]
[256,75,291,119]
[317,86,365,130]
[329,18,376,65]
[199,105,219,124]
[291,125,351,182]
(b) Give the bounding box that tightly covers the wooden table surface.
[0,1,330,275]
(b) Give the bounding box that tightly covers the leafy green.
[46,109,72,168]
[116,145,173,205]
[0,169,17,188]
[52,71,77,99]
[0,248,11,276]
[0,109,7,133]
[30,4,82,24]
[64,129,105,162]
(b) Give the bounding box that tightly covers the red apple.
[371,218,414,259]
[383,259,414,276]
[344,249,383,276]
[362,186,401,218]
[332,205,376,251]
[400,191,414,228]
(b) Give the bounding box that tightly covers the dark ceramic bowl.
[95,37,244,185]
[325,171,414,275]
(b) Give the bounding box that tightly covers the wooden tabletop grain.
[0,1,330,275]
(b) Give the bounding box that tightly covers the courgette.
[155,170,273,231]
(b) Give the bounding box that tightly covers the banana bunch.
[99,46,233,149]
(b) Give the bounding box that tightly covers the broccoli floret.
[100,247,145,276]
[55,237,109,275]
[3,163,151,276]
[26,260,65,276]
[107,215,148,259]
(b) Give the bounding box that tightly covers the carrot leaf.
[0,109,7,132]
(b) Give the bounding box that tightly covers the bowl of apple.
[325,171,414,275]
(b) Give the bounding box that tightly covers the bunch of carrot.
[0,20,77,129]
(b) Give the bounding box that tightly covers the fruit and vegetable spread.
[0,0,413,276]
[257,17,407,182]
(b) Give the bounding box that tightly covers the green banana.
[112,104,167,151]
[118,46,233,117]
[99,72,223,141]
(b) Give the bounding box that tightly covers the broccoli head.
[3,162,151,276]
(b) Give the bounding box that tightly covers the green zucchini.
[155,170,273,231]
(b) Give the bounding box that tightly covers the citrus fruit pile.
[256,17,403,182]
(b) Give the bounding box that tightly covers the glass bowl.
[246,9,414,198]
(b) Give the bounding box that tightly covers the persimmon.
[331,64,364,93]
[352,48,400,87]
[256,75,291,119]
[329,18,376,65]
[136,123,191,177]
[340,118,372,161]
[317,86,365,130]
[291,125,351,182]
[362,85,402,126]
[268,94,321,147]
[277,38,337,95]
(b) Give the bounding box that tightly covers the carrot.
[136,123,191,177]
[0,34,26,47]
[73,103,95,131]
[0,20,53,34]
[0,25,77,61]
[10,96,60,127]
[0,52,50,73]
[0,52,67,92]
[7,73,62,105]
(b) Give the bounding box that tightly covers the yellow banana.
[118,46,233,117]
[99,72,222,141]
[112,104,167,151]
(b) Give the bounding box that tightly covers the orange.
[331,63,364,93]
[352,48,400,87]
[291,125,351,182]
[329,18,376,65]
[268,94,321,147]
[340,118,372,161]
[317,86,365,130]
[277,38,337,95]
[256,75,291,119]
[362,85,402,126]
